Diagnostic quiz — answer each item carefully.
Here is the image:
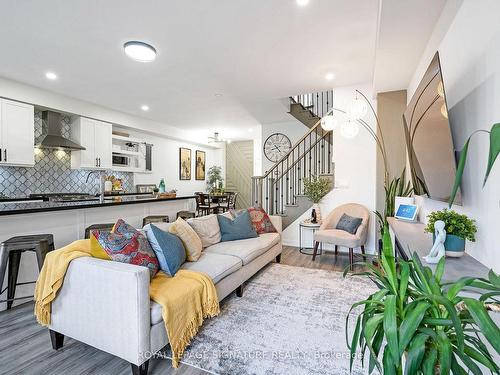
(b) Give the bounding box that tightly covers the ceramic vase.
[433,233,466,257]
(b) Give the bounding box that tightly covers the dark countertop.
[0,195,196,216]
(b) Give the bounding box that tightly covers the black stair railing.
[252,93,334,214]
[291,90,334,119]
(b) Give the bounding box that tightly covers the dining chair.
[196,193,217,216]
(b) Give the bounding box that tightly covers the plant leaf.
[404,333,428,375]
[382,345,397,375]
[422,347,438,375]
[484,123,500,186]
[449,136,471,207]
[463,297,500,353]
[383,295,399,365]
[349,316,361,372]
[434,256,445,283]
[369,327,385,374]
[450,353,469,375]
[463,343,499,373]
[398,302,430,355]
[437,331,452,375]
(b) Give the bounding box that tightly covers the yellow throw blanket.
[34,239,219,368]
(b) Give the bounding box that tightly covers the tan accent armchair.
[312,203,370,268]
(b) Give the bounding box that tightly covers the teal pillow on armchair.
[217,210,258,242]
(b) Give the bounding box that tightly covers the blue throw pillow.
[217,210,258,242]
[144,224,186,276]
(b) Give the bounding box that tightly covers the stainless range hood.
[35,110,85,151]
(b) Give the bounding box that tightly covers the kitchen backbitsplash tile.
[0,110,133,197]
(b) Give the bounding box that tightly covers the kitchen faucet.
[85,170,105,202]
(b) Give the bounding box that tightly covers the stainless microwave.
[112,154,130,167]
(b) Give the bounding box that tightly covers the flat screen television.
[403,52,460,204]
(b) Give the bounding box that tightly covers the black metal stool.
[0,234,55,309]
[176,210,196,220]
[142,215,169,227]
[84,223,115,239]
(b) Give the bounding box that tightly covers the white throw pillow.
[187,214,221,248]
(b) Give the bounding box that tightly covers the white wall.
[261,120,308,173]
[407,0,500,272]
[281,83,378,253]
[0,76,210,146]
[123,128,225,197]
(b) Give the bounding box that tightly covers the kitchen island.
[0,194,196,311]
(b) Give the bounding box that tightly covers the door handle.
[0,148,2,162]
[98,157,101,167]
[96,157,98,167]
[3,149,6,162]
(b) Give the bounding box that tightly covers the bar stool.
[142,215,169,227]
[84,223,115,239]
[0,234,55,309]
[176,210,196,220]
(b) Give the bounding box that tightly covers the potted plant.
[345,227,500,374]
[425,209,477,257]
[206,166,223,193]
[303,176,332,223]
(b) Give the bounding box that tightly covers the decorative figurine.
[423,220,446,264]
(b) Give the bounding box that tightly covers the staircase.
[252,90,335,229]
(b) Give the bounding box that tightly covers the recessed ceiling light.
[248,128,254,133]
[226,139,232,144]
[45,72,57,80]
[141,105,149,111]
[325,72,335,81]
[124,41,157,62]
[296,0,309,7]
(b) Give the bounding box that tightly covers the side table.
[299,221,323,255]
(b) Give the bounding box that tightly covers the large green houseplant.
[425,209,477,258]
[375,168,413,236]
[206,166,223,193]
[345,227,500,374]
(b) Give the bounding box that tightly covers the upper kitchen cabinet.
[0,98,35,167]
[70,117,112,170]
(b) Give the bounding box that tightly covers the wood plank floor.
[0,246,366,375]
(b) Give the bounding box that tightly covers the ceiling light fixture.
[325,72,335,81]
[45,72,57,80]
[124,41,157,62]
[320,115,337,131]
[296,0,309,6]
[248,128,254,133]
[208,132,224,144]
[141,105,149,111]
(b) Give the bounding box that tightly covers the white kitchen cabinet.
[70,117,112,169]
[0,98,35,167]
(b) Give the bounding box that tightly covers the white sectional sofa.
[48,216,282,375]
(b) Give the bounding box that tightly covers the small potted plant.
[303,176,332,223]
[424,209,477,257]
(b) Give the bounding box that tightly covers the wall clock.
[263,133,292,162]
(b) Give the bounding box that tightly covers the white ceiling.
[0,0,445,139]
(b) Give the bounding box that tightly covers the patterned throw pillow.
[169,217,203,261]
[247,207,277,234]
[90,219,159,278]
[113,218,137,234]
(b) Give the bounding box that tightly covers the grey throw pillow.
[335,213,363,234]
